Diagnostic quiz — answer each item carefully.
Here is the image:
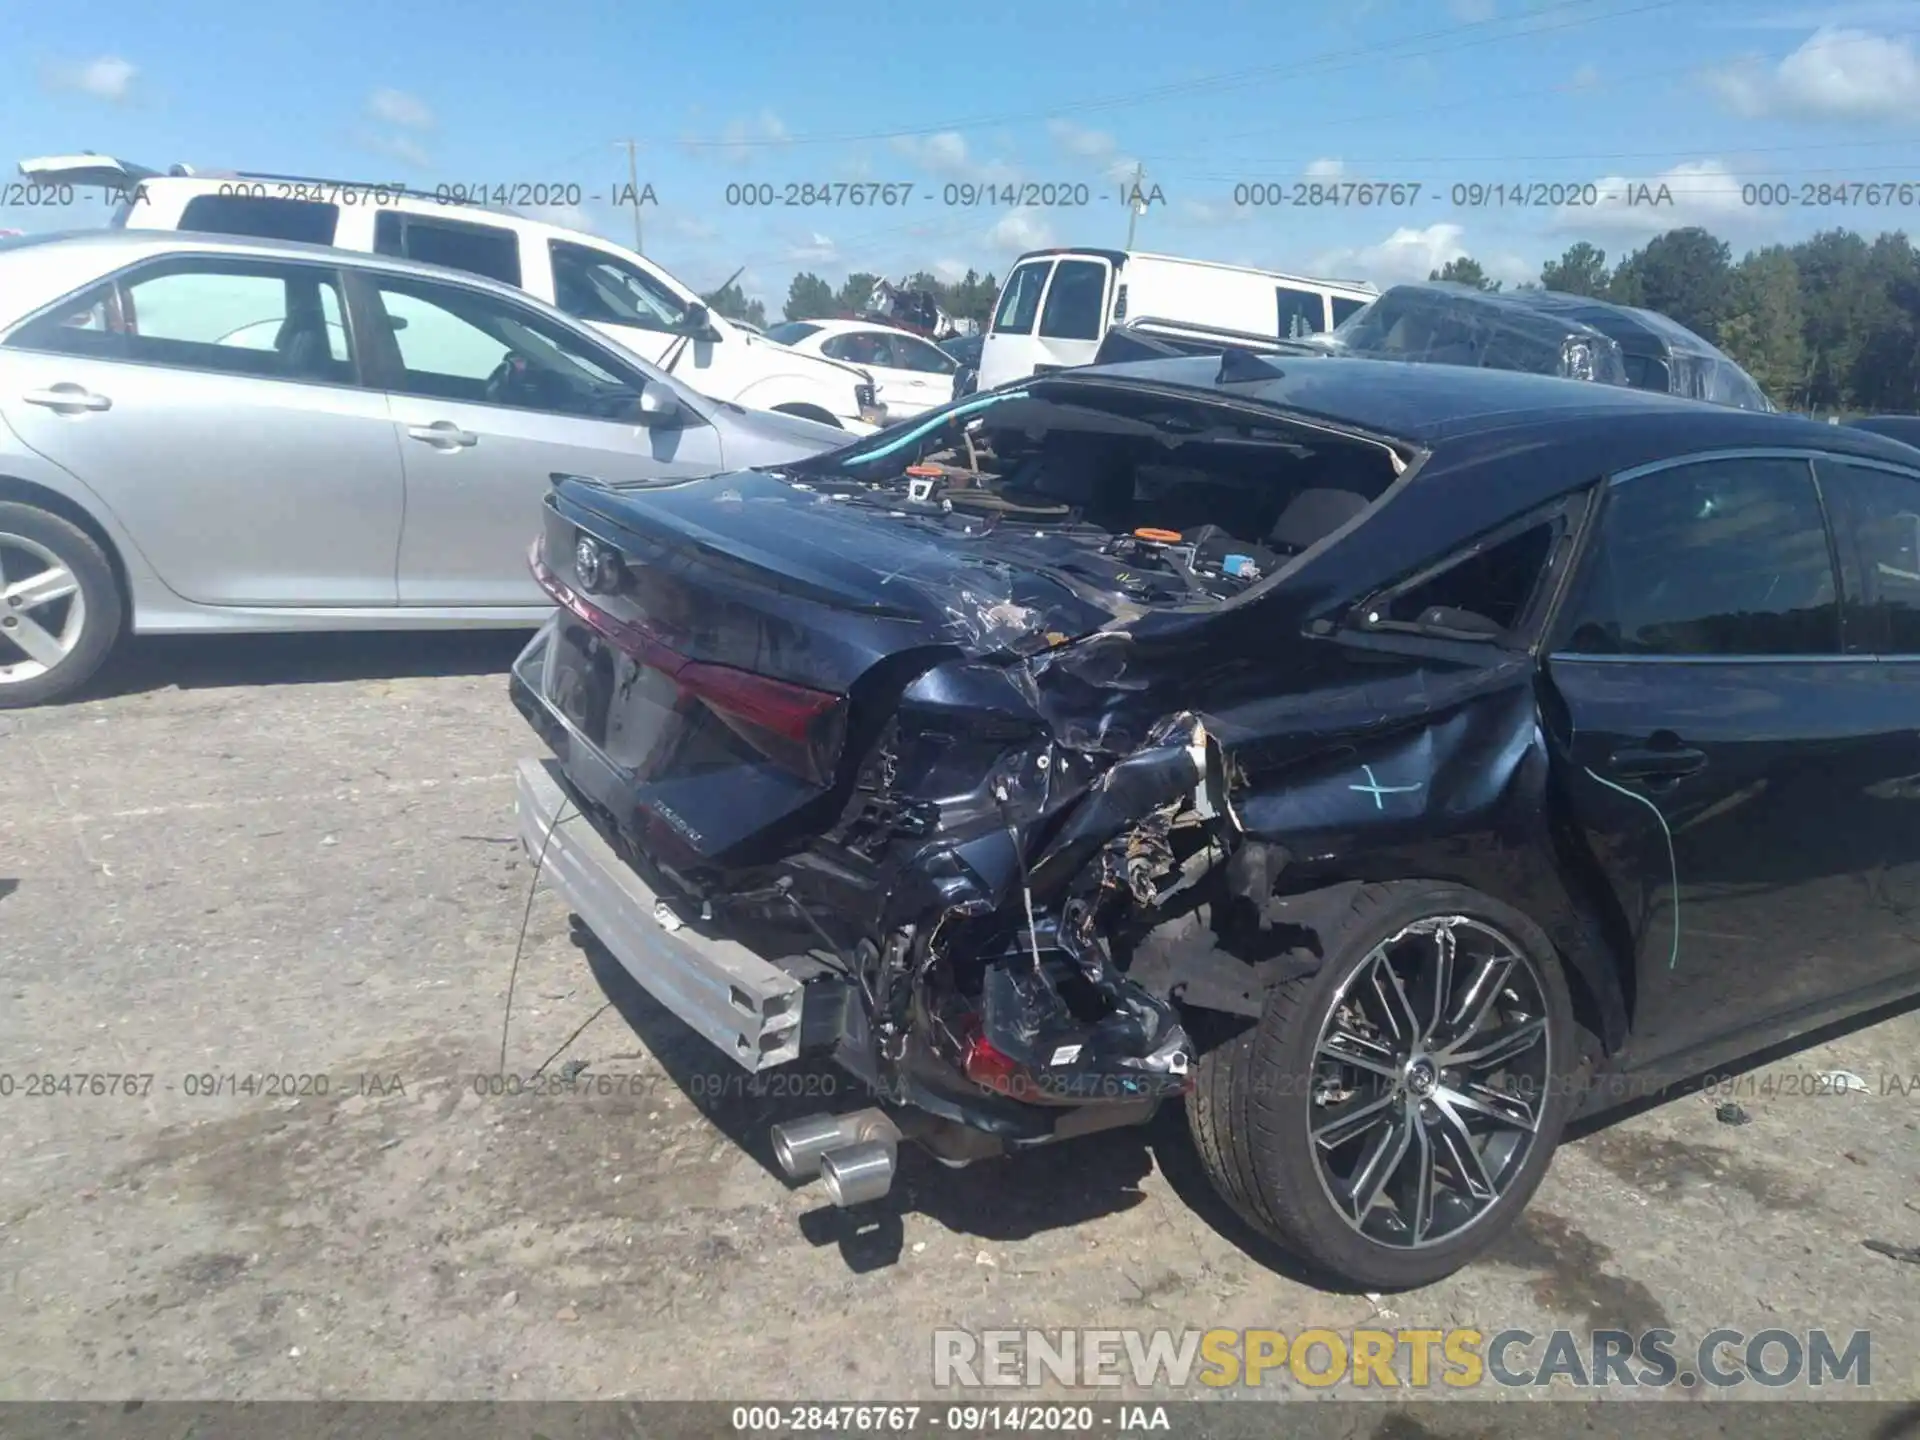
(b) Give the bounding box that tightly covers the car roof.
[802,318,925,339]
[1847,415,1920,448]
[0,226,546,306]
[1050,352,1920,469]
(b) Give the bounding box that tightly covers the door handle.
[406,421,477,449]
[1608,744,1708,780]
[22,385,111,413]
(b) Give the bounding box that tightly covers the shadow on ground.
[68,630,531,701]
[570,922,1339,1286]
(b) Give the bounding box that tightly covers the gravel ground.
[1,632,1917,1414]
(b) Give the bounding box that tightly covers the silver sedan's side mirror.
[637,381,684,426]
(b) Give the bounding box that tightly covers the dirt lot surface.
[3,633,1919,1414]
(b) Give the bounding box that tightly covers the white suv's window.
[177,194,339,246]
[549,241,691,334]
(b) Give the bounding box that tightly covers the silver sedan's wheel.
[0,532,88,685]
[0,502,122,709]
[1309,916,1550,1249]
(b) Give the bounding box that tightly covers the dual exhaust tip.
[770,1108,902,1207]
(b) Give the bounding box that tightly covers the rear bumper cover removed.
[514,756,804,1071]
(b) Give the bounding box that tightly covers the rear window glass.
[374,212,522,288]
[1277,286,1326,338]
[992,261,1051,335]
[765,322,821,346]
[179,195,339,246]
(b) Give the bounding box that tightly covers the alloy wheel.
[0,532,87,685]
[1307,915,1550,1249]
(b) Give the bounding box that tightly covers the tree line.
[702,269,1003,335]
[1432,226,1920,415]
[704,225,1918,415]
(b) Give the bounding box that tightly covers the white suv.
[20,155,887,433]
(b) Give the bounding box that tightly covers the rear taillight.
[532,541,845,785]
[962,1033,1041,1101]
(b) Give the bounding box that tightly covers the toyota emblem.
[574,535,607,592]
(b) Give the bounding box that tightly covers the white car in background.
[18,154,887,434]
[763,318,958,419]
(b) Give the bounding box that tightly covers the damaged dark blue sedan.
[508,351,1920,1289]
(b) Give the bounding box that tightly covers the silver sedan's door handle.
[22,385,112,413]
[405,421,478,449]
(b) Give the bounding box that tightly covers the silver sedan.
[0,229,848,707]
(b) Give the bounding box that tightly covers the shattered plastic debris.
[1862,1239,1920,1265]
[1714,1101,1752,1126]
[1818,1070,1871,1094]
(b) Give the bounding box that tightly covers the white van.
[975,248,1377,391]
[19,155,886,432]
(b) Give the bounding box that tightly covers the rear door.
[1543,451,1912,1073]
[0,253,404,607]
[349,267,724,608]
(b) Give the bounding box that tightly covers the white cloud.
[1046,120,1142,185]
[932,257,972,283]
[1448,0,1497,19]
[1311,222,1471,286]
[1559,158,1751,237]
[657,211,719,243]
[986,208,1055,255]
[1305,158,1346,179]
[1567,63,1602,91]
[43,56,137,103]
[525,202,597,235]
[684,111,792,167]
[1048,119,1115,161]
[1176,197,1255,227]
[1721,2,1920,28]
[367,88,434,129]
[786,231,839,264]
[358,132,432,169]
[890,131,1019,184]
[1704,26,1920,121]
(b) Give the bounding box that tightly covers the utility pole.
[618,139,644,255]
[1124,161,1146,249]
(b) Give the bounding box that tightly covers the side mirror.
[681,302,720,342]
[636,381,685,426]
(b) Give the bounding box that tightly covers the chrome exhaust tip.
[821,1138,897,1207]
[770,1108,902,1181]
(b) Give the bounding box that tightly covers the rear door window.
[1819,458,1920,654]
[1038,259,1107,341]
[1556,456,1839,657]
[1276,285,1327,338]
[374,212,522,288]
[1330,295,1368,326]
[992,260,1053,335]
[178,194,340,246]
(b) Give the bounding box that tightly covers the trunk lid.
[524,469,1122,868]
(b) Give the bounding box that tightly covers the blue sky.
[7,0,1920,309]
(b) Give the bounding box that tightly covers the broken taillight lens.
[532,542,846,785]
[961,1034,1040,1101]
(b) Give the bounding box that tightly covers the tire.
[1187,880,1579,1290]
[0,502,123,709]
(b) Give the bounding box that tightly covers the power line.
[672,0,1676,151]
